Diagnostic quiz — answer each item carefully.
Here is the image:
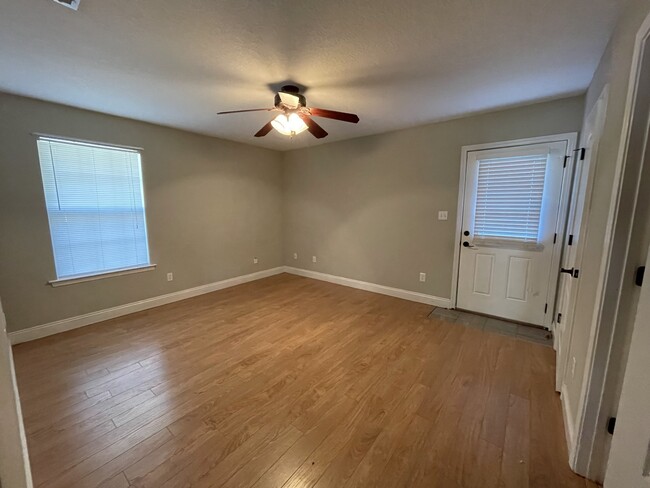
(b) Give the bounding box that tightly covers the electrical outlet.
[419,272,426,282]
[312,256,317,263]
[438,211,448,221]
[293,252,298,260]
[253,257,258,264]
[167,272,173,282]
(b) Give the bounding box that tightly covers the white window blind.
[473,154,547,243]
[37,137,150,279]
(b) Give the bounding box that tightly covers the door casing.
[571,10,650,482]
[554,87,609,395]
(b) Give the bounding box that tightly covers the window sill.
[49,264,157,287]
[472,238,544,252]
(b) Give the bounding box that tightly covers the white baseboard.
[283,266,452,309]
[561,384,577,463]
[8,267,285,345]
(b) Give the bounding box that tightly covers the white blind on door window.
[474,154,547,242]
[37,137,150,279]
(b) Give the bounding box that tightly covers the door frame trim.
[572,10,650,481]
[555,85,609,392]
[451,133,578,328]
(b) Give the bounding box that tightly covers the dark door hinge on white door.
[557,313,562,324]
[568,234,574,246]
[636,266,645,287]
[544,303,548,313]
[560,268,580,278]
[607,417,616,435]
[574,147,586,160]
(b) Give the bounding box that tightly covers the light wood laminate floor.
[13,273,599,488]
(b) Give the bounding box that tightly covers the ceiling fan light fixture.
[271,113,308,136]
[217,87,358,139]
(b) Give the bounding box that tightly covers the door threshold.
[429,307,553,347]
[453,308,549,331]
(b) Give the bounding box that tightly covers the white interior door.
[555,90,608,389]
[457,141,568,326]
[604,246,650,488]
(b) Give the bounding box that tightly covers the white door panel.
[459,246,551,324]
[506,256,531,301]
[457,141,568,326]
[472,253,494,295]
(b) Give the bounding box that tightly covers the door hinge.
[544,303,548,313]
[607,417,616,435]
[568,234,574,246]
[574,147,586,160]
[557,313,562,324]
[563,155,569,168]
[636,266,645,287]
[560,268,580,278]
[553,233,557,244]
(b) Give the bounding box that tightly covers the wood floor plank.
[375,414,433,487]
[251,394,357,488]
[74,428,173,488]
[500,394,530,488]
[344,382,429,488]
[96,472,129,488]
[128,426,223,488]
[12,273,599,488]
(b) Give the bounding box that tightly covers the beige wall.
[0,93,283,333]
[282,96,585,298]
[0,93,590,335]
[561,0,650,478]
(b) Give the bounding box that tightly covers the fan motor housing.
[274,85,306,108]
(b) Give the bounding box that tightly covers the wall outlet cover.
[166,272,173,282]
[312,256,317,263]
[438,211,448,221]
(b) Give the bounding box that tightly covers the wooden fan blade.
[217,108,273,115]
[309,108,359,123]
[299,114,328,139]
[254,121,274,137]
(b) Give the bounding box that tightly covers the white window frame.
[34,133,156,287]
[472,149,550,248]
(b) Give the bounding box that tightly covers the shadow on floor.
[428,308,553,347]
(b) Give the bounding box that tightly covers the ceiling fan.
[217,85,359,139]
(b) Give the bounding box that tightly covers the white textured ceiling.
[0,0,622,150]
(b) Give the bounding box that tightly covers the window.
[37,137,151,281]
[473,154,547,243]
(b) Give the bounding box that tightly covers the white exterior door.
[604,246,650,488]
[555,90,608,389]
[457,141,568,326]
